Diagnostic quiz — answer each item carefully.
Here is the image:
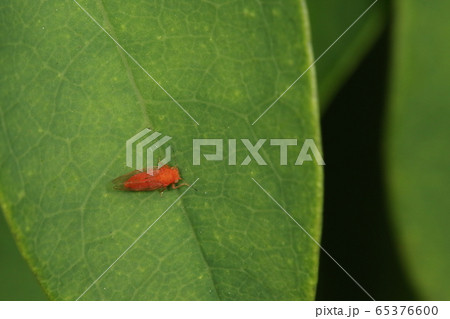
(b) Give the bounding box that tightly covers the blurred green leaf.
[0,0,323,300]
[386,0,450,300]
[307,0,387,108]
[0,208,46,300]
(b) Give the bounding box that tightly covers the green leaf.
[386,0,450,299]
[0,0,323,300]
[0,208,47,300]
[307,0,387,108]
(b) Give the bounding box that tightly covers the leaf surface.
[386,0,450,300]
[0,0,322,300]
[307,0,387,108]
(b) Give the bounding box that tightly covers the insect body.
[113,165,189,192]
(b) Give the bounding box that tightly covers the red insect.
[112,165,189,193]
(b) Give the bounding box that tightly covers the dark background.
[316,29,417,300]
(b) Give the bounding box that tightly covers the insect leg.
[171,183,191,190]
[159,187,167,197]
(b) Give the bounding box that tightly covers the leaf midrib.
[97,0,151,129]
[97,0,220,299]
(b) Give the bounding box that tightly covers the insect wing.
[112,170,140,183]
[125,175,165,191]
[112,170,144,191]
